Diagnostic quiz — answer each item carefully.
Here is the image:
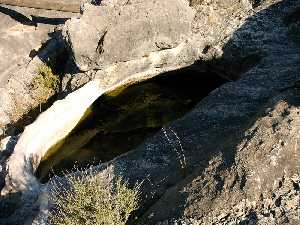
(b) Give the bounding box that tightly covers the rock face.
[139,88,300,225]
[96,1,300,224]
[0,0,300,224]
[64,0,195,71]
[0,5,78,137]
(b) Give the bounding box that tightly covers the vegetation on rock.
[49,171,139,225]
[33,65,60,91]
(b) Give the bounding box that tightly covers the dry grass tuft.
[49,170,139,225]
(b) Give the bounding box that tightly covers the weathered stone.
[0,5,79,136]
[64,0,195,71]
[1,0,300,224]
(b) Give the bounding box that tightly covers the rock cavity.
[36,65,228,182]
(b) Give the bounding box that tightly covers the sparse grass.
[162,127,187,177]
[49,170,139,225]
[34,65,60,90]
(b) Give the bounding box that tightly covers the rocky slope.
[0,0,299,224]
[0,4,79,137]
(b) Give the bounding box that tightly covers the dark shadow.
[0,192,22,221]
[31,15,69,25]
[238,211,259,225]
[283,6,300,24]
[35,65,228,182]
[0,190,40,225]
[0,5,71,26]
[0,5,34,26]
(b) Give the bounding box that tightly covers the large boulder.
[64,0,195,71]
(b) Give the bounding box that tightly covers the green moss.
[33,65,60,90]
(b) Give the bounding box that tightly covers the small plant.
[34,65,60,90]
[49,170,139,225]
[162,127,187,177]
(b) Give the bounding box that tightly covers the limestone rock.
[0,5,79,137]
[77,1,299,224]
[1,0,300,224]
[64,0,195,71]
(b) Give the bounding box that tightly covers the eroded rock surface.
[140,88,300,225]
[0,0,299,224]
[72,0,299,224]
[64,0,195,71]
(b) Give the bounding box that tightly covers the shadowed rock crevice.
[36,65,228,182]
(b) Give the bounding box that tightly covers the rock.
[64,0,195,71]
[0,136,21,225]
[59,0,299,224]
[0,5,79,137]
[128,1,300,223]
[0,36,65,137]
[1,80,105,195]
[0,4,74,85]
[0,136,19,190]
[140,87,300,225]
[1,0,217,200]
[1,0,300,224]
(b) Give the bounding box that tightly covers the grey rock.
[64,0,195,71]
[1,0,300,224]
[0,136,18,196]
[0,5,79,136]
[85,0,300,224]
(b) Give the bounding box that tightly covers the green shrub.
[49,171,139,225]
[34,65,59,90]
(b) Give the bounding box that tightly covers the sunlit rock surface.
[0,0,299,224]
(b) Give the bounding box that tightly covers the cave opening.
[36,64,229,182]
